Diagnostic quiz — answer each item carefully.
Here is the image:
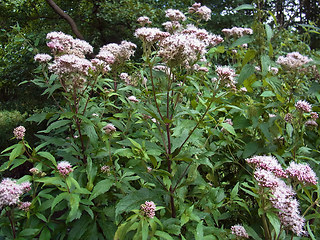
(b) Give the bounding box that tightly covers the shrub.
[0,2,319,240]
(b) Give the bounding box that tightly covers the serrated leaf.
[38,151,57,167]
[51,192,69,210]
[221,122,236,135]
[68,193,80,222]
[195,221,204,240]
[39,227,51,240]
[238,64,255,85]
[9,143,24,161]
[230,35,253,48]
[89,179,113,201]
[115,188,163,220]
[260,91,275,97]
[265,24,273,42]
[40,119,71,133]
[19,228,40,237]
[154,231,174,240]
[266,212,281,237]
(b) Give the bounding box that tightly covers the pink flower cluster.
[188,3,212,21]
[286,162,318,185]
[103,124,116,135]
[57,161,73,176]
[222,27,253,38]
[247,155,311,236]
[246,155,286,178]
[162,21,181,33]
[101,165,110,173]
[276,52,312,70]
[269,179,306,236]
[134,27,170,44]
[284,113,293,123]
[305,119,318,127]
[13,126,26,140]
[128,96,139,103]
[46,31,93,57]
[230,224,249,238]
[0,178,31,209]
[19,201,31,211]
[140,201,156,218]
[215,66,237,89]
[34,53,52,63]
[254,168,280,188]
[165,9,186,22]
[295,100,312,113]
[49,54,92,76]
[137,16,152,26]
[97,41,136,66]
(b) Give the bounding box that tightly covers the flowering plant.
[1,2,320,239]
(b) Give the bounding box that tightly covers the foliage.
[0,2,320,240]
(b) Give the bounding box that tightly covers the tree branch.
[46,0,84,40]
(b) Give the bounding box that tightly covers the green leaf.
[36,213,47,222]
[230,182,239,199]
[154,231,174,240]
[195,221,204,240]
[234,4,255,11]
[51,192,69,210]
[38,151,57,167]
[67,194,81,222]
[40,120,71,133]
[238,64,255,85]
[265,24,273,42]
[115,188,164,220]
[266,212,281,237]
[260,91,275,97]
[261,55,272,76]
[243,142,259,158]
[141,220,148,240]
[221,122,236,135]
[39,227,51,240]
[89,179,113,201]
[230,35,253,48]
[19,228,40,237]
[242,49,256,67]
[9,143,24,162]
[307,221,316,240]
[84,124,98,143]
[244,225,262,240]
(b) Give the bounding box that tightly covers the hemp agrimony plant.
[1,2,320,240]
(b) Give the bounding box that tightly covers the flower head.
[188,3,212,21]
[137,16,152,26]
[277,52,312,70]
[13,126,26,140]
[34,54,52,63]
[295,100,312,113]
[165,9,186,22]
[222,27,253,38]
[57,161,73,176]
[231,224,249,238]
[270,179,306,236]
[128,96,139,103]
[246,155,286,178]
[140,201,156,218]
[103,124,116,135]
[101,165,110,173]
[0,178,29,209]
[19,201,31,211]
[286,162,318,185]
[284,113,293,123]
